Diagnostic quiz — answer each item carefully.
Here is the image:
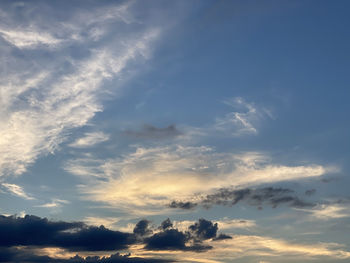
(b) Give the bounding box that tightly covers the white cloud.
[0,3,160,178]
[217,218,257,230]
[69,132,110,148]
[84,216,120,229]
[1,183,34,200]
[129,235,350,262]
[36,199,69,208]
[214,97,269,136]
[297,204,350,220]
[66,145,330,214]
[0,28,62,49]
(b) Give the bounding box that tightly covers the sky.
[0,0,350,262]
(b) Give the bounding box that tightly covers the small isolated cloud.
[1,183,34,200]
[214,97,272,136]
[36,199,70,208]
[216,218,256,230]
[124,124,181,139]
[69,132,110,148]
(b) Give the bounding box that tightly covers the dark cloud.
[0,247,171,263]
[0,215,133,251]
[0,215,229,257]
[133,219,152,237]
[212,234,232,241]
[169,187,315,210]
[124,124,181,139]
[160,218,173,230]
[305,189,316,196]
[145,229,188,251]
[168,201,197,210]
[143,218,226,252]
[188,219,218,241]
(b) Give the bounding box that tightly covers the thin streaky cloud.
[0,3,161,179]
[69,132,110,148]
[1,183,34,200]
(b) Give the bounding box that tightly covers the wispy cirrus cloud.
[1,183,34,200]
[297,203,350,220]
[0,2,160,179]
[69,132,110,148]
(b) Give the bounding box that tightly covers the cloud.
[216,218,256,230]
[168,201,197,210]
[214,97,273,136]
[0,214,133,251]
[124,124,181,139]
[1,183,34,200]
[0,1,160,178]
[297,204,350,220]
[305,189,316,196]
[144,218,225,252]
[189,219,218,241]
[212,234,232,241]
[133,220,153,237]
[0,214,235,262]
[0,247,171,263]
[69,132,110,148]
[0,28,62,49]
[195,187,315,210]
[68,145,329,214]
[36,199,70,209]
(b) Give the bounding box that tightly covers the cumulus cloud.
[66,145,329,214]
[0,214,133,251]
[0,214,234,262]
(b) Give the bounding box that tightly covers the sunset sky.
[0,1,350,262]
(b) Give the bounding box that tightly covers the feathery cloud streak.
[0,2,160,178]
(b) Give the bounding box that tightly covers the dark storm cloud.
[0,215,133,251]
[169,187,315,210]
[133,219,152,236]
[0,247,171,263]
[168,201,197,210]
[124,124,181,139]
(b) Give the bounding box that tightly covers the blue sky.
[0,1,350,262]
